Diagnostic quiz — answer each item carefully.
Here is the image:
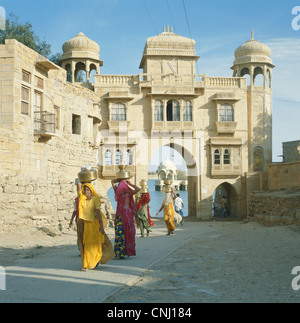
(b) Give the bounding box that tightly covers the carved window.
[214,149,221,165]
[21,86,30,115]
[34,91,42,114]
[35,76,44,89]
[183,100,193,121]
[223,149,231,165]
[167,100,180,121]
[126,149,133,165]
[154,100,163,121]
[22,70,31,83]
[219,104,234,122]
[115,149,122,165]
[105,150,112,165]
[111,103,126,121]
[72,114,81,135]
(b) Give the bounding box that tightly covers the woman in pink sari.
[111,179,140,259]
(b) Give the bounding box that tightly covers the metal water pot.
[78,167,98,183]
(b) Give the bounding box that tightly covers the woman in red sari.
[136,192,154,237]
[111,178,140,259]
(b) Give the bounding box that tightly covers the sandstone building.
[0,27,275,231]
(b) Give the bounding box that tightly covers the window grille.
[183,100,193,121]
[167,100,180,121]
[223,149,231,165]
[154,100,163,121]
[115,149,122,165]
[21,86,30,115]
[214,149,221,165]
[105,150,112,165]
[111,103,126,121]
[34,111,55,133]
[219,104,234,122]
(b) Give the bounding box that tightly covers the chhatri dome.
[61,32,103,83]
[145,26,195,51]
[62,32,100,61]
[139,26,198,69]
[233,30,273,66]
[157,158,178,181]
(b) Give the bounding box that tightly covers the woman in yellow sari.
[77,183,114,271]
[156,188,177,235]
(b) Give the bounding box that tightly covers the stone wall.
[0,40,102,233]
[0,174,75,232]
[267,161,300,191]
[248,190,300,226]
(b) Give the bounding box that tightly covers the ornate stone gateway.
[0,27,274,230]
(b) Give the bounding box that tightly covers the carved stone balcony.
[107,121,130,133]
[216,121,237,135]
[34,111,56,137]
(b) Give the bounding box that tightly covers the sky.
[1,0,300,170]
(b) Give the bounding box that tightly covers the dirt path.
[1,219,300,303]
[105,220,300,303]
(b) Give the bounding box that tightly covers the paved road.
[0,219,215,303]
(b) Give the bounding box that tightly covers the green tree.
[0,13,51,58]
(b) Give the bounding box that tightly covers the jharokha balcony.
[34,111,56,137]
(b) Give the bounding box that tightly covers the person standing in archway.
[220,196,228,218]
[174,193,184,226]
[156,182,177,235]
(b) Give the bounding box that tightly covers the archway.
[148,145,189,218]
[241,67,251,86]
[254,67,264,87]
[75,62,87,82]
[213,182,238,218]
[100,135,201,219]
[148,141,199,218]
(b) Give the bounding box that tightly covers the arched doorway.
[99,132,202,219]
[213,182,238,218]
[148,145,188,218]
[148,142,199,218]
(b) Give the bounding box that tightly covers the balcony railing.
[34,111,56,136]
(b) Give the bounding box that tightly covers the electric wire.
[143,0,158,35]
[182,0,192,40]
[166,0,176,32]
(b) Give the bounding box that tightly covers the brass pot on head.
[139,179,147,187]
[78,166,98,183]
[163,179,173,193]
[139,179,148,194]
[116,165,131,180]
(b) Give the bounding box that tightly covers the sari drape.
[137,192,154,227]
[114,180,136,257]
[163,195,175,234]
[77,183,114,269]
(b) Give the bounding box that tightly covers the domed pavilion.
[61,32,103,83]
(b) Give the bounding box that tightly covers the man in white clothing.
[174,194,184,226]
